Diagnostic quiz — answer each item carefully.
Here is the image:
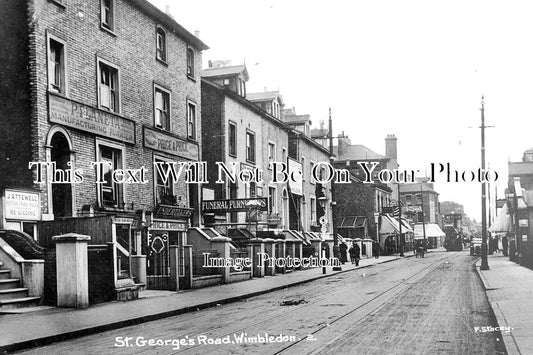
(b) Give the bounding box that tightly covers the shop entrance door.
[145,231,179,290]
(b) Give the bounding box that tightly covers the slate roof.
[333,144,386,161]
[201,65,249,80]
[246,91,283,104]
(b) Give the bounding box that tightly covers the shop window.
[98,59,120,113]
[154,85,170,130]
[155,159,175,206]
[96,141,124,208]
[115,223,132,279]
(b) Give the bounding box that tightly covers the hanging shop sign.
[201,198,268,213]
[153,205,194,220]
[151,220,188,231]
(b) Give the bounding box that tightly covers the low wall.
[192,275,223,289]
[229,271,252,283]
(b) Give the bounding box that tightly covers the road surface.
[16,251,506,354]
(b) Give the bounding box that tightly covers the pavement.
[475,253,533,355]
[0,254,404,353]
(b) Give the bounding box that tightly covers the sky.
[150,0,533,221]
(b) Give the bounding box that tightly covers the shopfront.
[144,206,192,290]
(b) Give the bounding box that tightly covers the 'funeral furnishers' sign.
[48,93,135,144]
[4,189,41,221]
[201,198,268,213]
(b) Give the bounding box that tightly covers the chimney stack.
[385,134,398,169]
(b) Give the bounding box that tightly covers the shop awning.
[335,216,366,229]
[413,223,445,239]
[380,215,413,235]
[489,204,512,233]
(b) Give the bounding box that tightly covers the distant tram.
[443,225,463,251]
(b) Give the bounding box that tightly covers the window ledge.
[48,0,66,9]
[100,25,117,37]
[187,74,196,82]
[156,57,168,66]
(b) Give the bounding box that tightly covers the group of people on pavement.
[338,241,381,266]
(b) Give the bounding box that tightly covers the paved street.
[14,251,506,355]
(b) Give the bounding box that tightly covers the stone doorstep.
[0,296,41,309]
[115,283,144,302]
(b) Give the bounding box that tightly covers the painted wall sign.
[201,198,268,213]
[4,189,41,220]
[143,127,199,160]
[48,93,135,144]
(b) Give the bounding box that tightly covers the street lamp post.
[480,96,490,270]
[329,108,342,271]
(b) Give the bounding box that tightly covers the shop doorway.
[145,231,183,290]
[50,132,72,217]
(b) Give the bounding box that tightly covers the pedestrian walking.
[349,243,360,266]
[339,242,348,263]
[372,241,380,258]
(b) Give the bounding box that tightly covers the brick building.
[0,0,208,292]
[201,63,290,231]
[283,108,333,234]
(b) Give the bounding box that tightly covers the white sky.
[150,0,533,221]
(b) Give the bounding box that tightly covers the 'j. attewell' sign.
[48,93,135,144]
[4,189,41,221]
[201,198,268,213]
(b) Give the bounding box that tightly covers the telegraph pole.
[398,183,404,256]
[329,108,341,271]
[480,96,490,270]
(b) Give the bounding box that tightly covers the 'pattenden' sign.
[48,93,135,144]
[201,198,268,213]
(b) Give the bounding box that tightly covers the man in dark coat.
[372,241,380,258]
[339,242,348,263]
[349,243,361,266]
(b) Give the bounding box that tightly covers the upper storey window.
[47,36,66,94]
[156,27,167,63]
[100,0,114,32]
[98,59,120,113]
[187,47,195,78]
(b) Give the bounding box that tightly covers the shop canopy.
[488,204,512,233]
[413,223,445,239]
[380,215,413,235]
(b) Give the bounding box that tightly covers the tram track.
[173,251,461,354]
[274,251,463,354]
